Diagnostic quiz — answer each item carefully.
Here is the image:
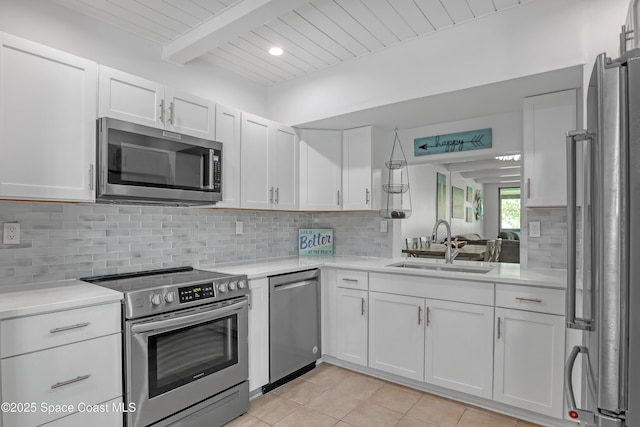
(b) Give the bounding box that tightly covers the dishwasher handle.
[273,279,317,292]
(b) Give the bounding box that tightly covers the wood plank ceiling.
[51,0,532,85]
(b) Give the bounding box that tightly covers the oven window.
[148,314,238,398]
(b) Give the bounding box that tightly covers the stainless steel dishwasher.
[263,269,321,393]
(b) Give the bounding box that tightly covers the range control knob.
[238,280,246,289]
[164,292,176,303]
[228,281,237,291]
[151,294,163,306]
[218,283,227,293]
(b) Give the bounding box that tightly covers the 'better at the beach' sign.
[298,229,333,256]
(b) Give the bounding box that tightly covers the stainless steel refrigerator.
[564,42,640,427]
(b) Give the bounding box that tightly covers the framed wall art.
[452,186,464,219]
[436,172,447,220]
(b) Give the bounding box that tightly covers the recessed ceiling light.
[269,47,283,56]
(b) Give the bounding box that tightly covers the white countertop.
[203,256,567,288]
[0,280,123,320]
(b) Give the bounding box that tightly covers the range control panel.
[178,283,215,303]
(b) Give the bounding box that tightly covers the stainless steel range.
[82,267,249,427]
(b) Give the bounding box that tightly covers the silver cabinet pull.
[418,306,422,325]
[269,187,274,203]
[89,164,94,191]
[497,317,501,339]
[169,100,175,125]
[50,322,90,334]
[361,298,365,316]
[342,278,358,283]
[160,99,165,123]
[275,187,279,204]
[337,189,340,206]
[515,297,542,303]
[51,374,90,389]
[426,307,430,326]
[365,188,370,205]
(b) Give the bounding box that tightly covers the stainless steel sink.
[387,262,494,274]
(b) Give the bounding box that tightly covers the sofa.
[451,233,520,264]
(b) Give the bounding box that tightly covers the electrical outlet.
[529,221,541,238]
[380,220,388,233]
[3,223,20,244]
[235,221,243,235]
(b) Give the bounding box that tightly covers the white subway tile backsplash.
[0,201,392,286]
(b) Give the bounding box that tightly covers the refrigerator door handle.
[566,130,594,331]
[565,345,596,424]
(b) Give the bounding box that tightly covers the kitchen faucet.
[431,220,459,264]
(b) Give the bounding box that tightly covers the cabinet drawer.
[496,285,565,315]
[1,334,122,427]
[44,398,124,427]
[337,270,368,290]
[1,302,120,358]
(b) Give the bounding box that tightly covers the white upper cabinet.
[0,33,97,202]
[241,112,298,210]
[215,105,241,208]
[523,89,577,207]
[299,129,342,210]
[98,66,215,140]
[342,126,373,210]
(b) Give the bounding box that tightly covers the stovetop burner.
[81,266,248,319]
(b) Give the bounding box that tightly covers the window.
[499,187,521,235]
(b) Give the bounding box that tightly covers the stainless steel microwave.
[97,118,222,205]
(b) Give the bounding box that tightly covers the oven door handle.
[130,300,247,335]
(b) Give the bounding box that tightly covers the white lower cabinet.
[336,287,368,366]
[248,278,269,392]
[493,307,565,418]
[368,292,425,381]
[424,299,494,399]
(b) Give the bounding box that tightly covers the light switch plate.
[380,220,388,233]
[235,221,243,235]
[529,221,541,238]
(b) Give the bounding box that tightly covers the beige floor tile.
[273,378,327,404]
[303,364,355,389]
[396,415,439,427]
[405,394,465,427]
[273,406,338,427]
[368,383,423,414]
[306,388,363,419]
[334,422,356,427]
[225,414,271,427]
[457,408,518,427]
[331,373,384,400]
[342,401,403,427]
[248,393,300,424]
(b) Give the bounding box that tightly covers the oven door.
[125,297,248,427]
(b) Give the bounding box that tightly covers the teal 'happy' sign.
[414,128,492,156]
[299,229,333,256]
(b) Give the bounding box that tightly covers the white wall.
[402,164,483,243]
[266,0,628,127]
[0,0,268,116]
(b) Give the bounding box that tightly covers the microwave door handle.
[130,300,246,334]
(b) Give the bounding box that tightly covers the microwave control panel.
[212,149,221,193]
[178,283,215,303]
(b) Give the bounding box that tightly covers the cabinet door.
[165,87,215,139]
[299,129,342,210]
[0,34,96,202]
[248,278,269,392]
[342,127,372,210]
[424,300,494,399]
[336,287,368,366]
[241,113,271,209]
[523,89,577,207]
[271,124,298,210]
[98,65,164,129]
[368,292,424,381]
[215,104,241,208]
[494,308,565,418]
